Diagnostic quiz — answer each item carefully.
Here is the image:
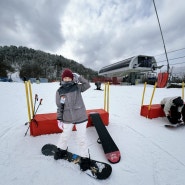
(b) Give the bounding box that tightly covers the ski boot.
[80,155,98,171]
[80,157,91,171]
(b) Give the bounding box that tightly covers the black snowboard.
[165,122,185,128]
[90,113,121,163]
[41,144,112,180]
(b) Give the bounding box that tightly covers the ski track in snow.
[125,124,185,166]
[108,116,185,185]
[119,123,185,185]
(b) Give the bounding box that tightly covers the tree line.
[0,45,98,81]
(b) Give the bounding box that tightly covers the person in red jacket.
[55,68,92,171]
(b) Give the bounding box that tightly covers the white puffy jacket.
[160,96,183,116]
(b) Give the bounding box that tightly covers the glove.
[73,73,80,83]
[167,116,177,124]
[57,120,64,130]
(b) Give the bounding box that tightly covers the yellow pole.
[182,82,184,100]
[148,82,157,113]
[28,80,34,118]
[107,82,110,113]
[25,81,31,122]
[104,83,107,111]
[141,82,147,106]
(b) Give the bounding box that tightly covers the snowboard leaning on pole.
[90,113,121,163]
[41,144,112,180]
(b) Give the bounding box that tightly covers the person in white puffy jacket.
[160,96,185,124]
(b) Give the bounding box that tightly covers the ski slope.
[0,82,185,185]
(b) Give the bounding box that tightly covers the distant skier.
[55,68,92,171]
[95,81,102,90]
[161,96,185,124]
[36,77,40,84]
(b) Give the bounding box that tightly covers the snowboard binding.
[80,151,98,172]
[54,147,68,160]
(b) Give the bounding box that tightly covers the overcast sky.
[1,0,185,71]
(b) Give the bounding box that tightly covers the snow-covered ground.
[0,81,185,185]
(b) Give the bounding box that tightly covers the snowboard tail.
[165,122,185,128]
[90,113,121,163]
[41,144,112,180]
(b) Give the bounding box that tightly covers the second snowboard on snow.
[90,112,121,163]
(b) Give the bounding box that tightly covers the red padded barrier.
[140,104,165,119]
[30,109,109,136]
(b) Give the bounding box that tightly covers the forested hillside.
[0,45,98,81]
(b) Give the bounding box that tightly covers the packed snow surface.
[0,82,185,185]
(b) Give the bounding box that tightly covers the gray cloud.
[1,0,185,71]
[0,0,68,50]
